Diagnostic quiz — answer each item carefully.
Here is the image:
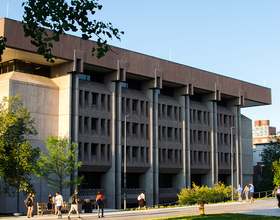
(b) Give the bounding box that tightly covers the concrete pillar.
[71,73,79,193]
[203,96,218,187]
[141,82,154,206]
[152,89,159,205]
[103,76,117,208]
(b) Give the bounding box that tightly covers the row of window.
[218,152,235,167]
[0,59,50,77]
[190,130,211,145]
[158,104,182,121]
[158,148,182,165]
[80,91,111,112]
[158,126,182,143]
[217,114,235,128]
[190,151,211,166]
[79,143,111,163]
[217,133,236,147]
[79,117,111,137]
[122,122,149,140]
[122,98,149,118]
[190,109,210,125]
[121,146,149,164]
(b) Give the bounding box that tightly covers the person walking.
[55,191,63,219]
[25,193,33,218]
[96,190,104,218]
[68,189,82,220]
[237,184,243,202]
[243,185,250,202]
[249,183,254,203]
[138,190,147,211]
[276,186,280,208]
[30,193,35,217]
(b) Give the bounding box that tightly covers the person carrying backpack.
[25,193,34,218]
[138,190,147,211]
[96,190,104,218]
[67,189,82,220]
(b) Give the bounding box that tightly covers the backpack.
[24,198,29,206]
[69,194,75,204]
[97,198,102,206]
[137,195,141,201]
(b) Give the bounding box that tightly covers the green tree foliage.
[178,182,236,205]
[0,36,7,62]
[272,159,280,187]
[33,135,82,193]
[0,94,39,194]
[0,0,124,63]
[258,136,280,191]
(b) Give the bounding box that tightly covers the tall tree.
[272,159,280,187]
[258,135,280,191]
[0,94,39,194]
[0,0,124,62]
[33,135,82,194]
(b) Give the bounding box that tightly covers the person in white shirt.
[55,191,63,219]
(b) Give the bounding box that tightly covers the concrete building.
[0,18,272,213]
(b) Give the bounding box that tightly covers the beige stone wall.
[52,74,71,138]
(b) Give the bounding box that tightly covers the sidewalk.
[2,198,280,220]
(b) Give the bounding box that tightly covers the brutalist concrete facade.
[0,18,271,213]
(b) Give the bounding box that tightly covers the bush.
[177,182,237,205]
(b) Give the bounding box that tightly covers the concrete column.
[103,75,117,208]
[203,98,218,187]
[141,82,155,206]
[71,73,79,193]
[152,89,159,205]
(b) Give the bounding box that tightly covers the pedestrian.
[55,191,63,219]
[138,190,147,211]
[48,194,53,210]
[25,193,33,218]
[68,189,82,220]
[96,190,104,218]
[30,193,35,217]
[237,184,243,202]
[276,186,280,208]
[249,183,254,203]
[243,185,250,202]
[53,194,57,215]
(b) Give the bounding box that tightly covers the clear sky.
[1,0,280,130]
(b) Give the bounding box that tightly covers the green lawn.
[150,213,280,220]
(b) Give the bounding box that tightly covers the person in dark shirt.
[68,189,82,220]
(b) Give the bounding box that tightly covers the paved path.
[2,198,280,220]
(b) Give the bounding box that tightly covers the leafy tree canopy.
[33,135,82,194]
[0,0,124,62]
[0,94,39,195]
[257,135,280,191]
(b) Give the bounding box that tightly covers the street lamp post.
[231,127,235,202]
[124,115,130,210]
[14,143,21,216]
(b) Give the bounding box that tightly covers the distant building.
[253,120,276,144]
[0,18,272,213]
[253,120,277,185]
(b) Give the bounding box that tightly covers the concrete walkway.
[2,198,280,220]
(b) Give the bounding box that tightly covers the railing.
[121,188,143,195]
[253,189,274,198]
[79,188,106,196]
[159,188,180,194]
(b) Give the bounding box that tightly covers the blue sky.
[1,0,280,130]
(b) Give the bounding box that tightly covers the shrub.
[177,181,237,205]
